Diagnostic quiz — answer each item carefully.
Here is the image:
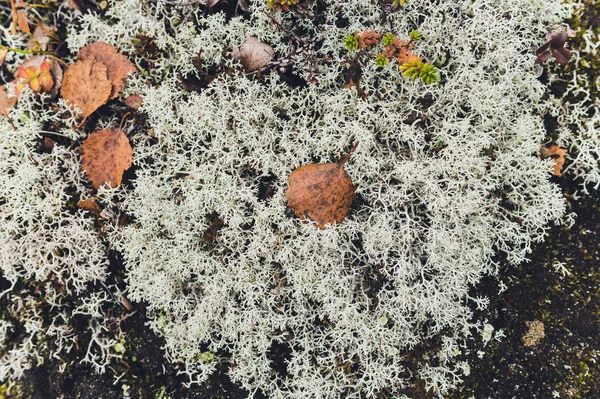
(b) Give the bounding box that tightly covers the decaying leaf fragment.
[78,41,136,99]
[0,86,17,116]
[232,37,274,72]
[285,147,357,229]
[540,144,567,176]
[81,128,133,189]
[62,58,112,118]
[77,199,102,216]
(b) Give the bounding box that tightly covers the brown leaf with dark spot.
[285,154,356,229]
[232,37,274,72]
[77,199,102,216]
[540,144,567,176]
[81,128,133,189]
[78,42,136,99]
[62,58,112,118]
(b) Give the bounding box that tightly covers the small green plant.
[382,33,396,45]
[401,57,439,84]
[409,29,421,41]
[392,0,407,6]
[266,0,299,10]
[374,54,388,66]
[344,34,359,51]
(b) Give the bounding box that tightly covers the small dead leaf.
[285,153,356,229]
[0,48,8,66]
[0,85,17,116]
[81,128,133,189]
[77,42,136,99]
[77,199,102,216]
[62,58,112,118]
[27,24,57,51]
[41,137,56,153]
[540,144,567,176]
[17,10,30,34]
[120,295,135,311]
[232,37,274,72]
[125,94,143,109]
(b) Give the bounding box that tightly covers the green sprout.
[382,33,396,45]
[375,54,389,67]
[400,57,423,80]
[344,34,359,51]
[419,63,439,84]
[409,29,421,41]
[401,58,440,84]
[393,0,408,6]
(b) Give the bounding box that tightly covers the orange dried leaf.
[77,42,136,99]
[540,145,567,176]
[81,128,133,189]
[285,161,356,229]
[62,58,112,118]
[77,199,103,216]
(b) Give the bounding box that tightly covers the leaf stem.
[339,142,359,166]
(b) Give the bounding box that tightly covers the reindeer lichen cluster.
[3,0,597,397]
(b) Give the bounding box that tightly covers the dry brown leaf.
[540,144,567,176]
[62,58,112,118]
[78,42,136,99]
[81,128,133,189]
[0,85,17,116]
[232,37,274,72]
[285,159,356,229]
[77,199,102,216]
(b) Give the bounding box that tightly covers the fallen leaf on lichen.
[62,58,112,118]
[285,147,357,229]
[232,37,274,72]
[81,128,133,189]
[540,145,567,176]
[78,41,136,99]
